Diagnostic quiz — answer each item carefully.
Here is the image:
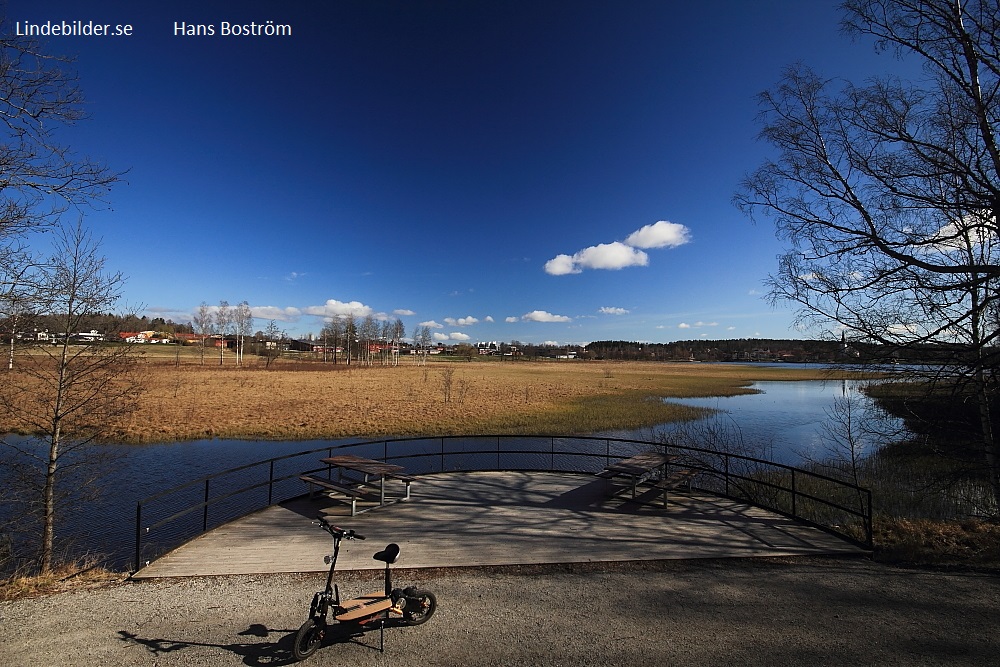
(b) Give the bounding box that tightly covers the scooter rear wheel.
[292,618,325,661]
[402,589,437,626]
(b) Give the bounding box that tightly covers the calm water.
[607,378,896,465]
[4,379,893,567]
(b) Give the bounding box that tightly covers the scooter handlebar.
[315,516,365,540]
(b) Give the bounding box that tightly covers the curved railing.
[133,435,872,571]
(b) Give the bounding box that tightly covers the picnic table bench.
[301,454,414,516]
[597,451,696,508]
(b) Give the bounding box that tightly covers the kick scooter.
[292,516,437,661]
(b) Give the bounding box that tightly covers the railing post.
[791,469,797,517]
[865,488,874,549]
[724,454,730,496]
[268,460,275,505]
[203,479,210,532]
[134,502,142,572]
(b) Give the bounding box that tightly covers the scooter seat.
[373,543,400,564]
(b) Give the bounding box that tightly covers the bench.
[650,469,697,507]
[299,474,366,516]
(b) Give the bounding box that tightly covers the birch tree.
[215,300,230,365]
[343,315,357,365]
[0,223,139,573]
[359,314,378,366]
[735,0,1000,507]
[192,302,212,365]
[391,317,405,367]
[0,246,39,370]
[233,300,253,366]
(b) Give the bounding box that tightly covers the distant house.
[71,330,105,343]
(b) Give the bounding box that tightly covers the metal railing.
[134,435,872,571]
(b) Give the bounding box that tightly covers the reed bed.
[2,356,840,443]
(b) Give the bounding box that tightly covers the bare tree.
[0,31,120,241]
[233,300,253,366]
[215,300,230,366]
[359,314,378,366]
[343,314,357,365]
[192,302,213,365]
[262,319,283,368]
[735,0,1000,507]
[412,325,434,366]
[391,317,405,367]
[0,245,40,370]
[0,223,140,573]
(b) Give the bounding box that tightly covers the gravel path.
[2,557,999,666]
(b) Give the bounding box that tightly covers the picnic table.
[300,454,414,516]
[597,451,696,508]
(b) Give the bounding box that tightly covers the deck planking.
[132,471,865,578]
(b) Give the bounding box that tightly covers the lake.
[650,378,893,465]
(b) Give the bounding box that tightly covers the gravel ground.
[2,557,999,667]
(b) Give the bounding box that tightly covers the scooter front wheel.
[402,589,437,626]
[292,618,325,661]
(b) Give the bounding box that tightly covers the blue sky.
[14,1,912,345]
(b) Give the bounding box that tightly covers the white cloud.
[544,219,690,275]
[543,254,579,275]
[449,332,471,341]
[444,316,479,326]
[505,316,519,323]
[678,322,691,329]
[252,306,302,322]
[303,299,373,318]
[433,332,450,342]
[546,242,648,275]
[484,315,494,323]
[284,271,305,282]
[393,309,416,316]
[419,320,444,329]
[624,220,691,249]
[522,310,572,323]
[599,306,629,315]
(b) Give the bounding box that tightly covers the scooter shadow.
[117,625,298,666]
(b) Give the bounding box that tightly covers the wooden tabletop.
[604,451,674,475]
[320,454,406,476]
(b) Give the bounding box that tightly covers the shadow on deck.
[132,471,866,578]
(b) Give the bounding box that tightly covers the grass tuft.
[0,558,124,601]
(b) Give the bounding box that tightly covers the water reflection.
[648,379,897,464]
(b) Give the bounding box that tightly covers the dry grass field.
[1,347,848,443]
[125,355,845,442]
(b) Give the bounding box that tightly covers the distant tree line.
[582,339,995,365]
[1,312,196,340]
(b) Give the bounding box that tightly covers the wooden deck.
[132,471,866,578]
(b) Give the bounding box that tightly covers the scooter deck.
[335,593,393,622]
